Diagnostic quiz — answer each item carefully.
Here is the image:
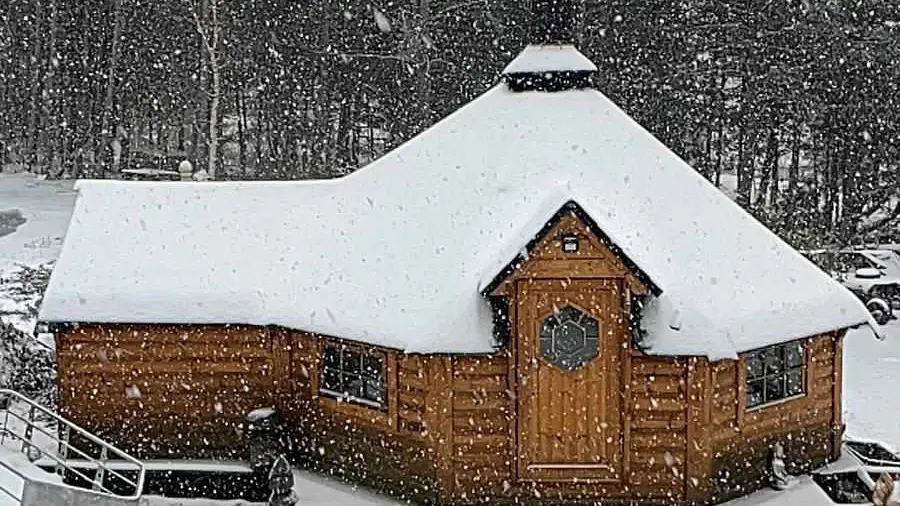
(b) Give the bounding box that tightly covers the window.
[539,306,599,371]
[746,341,805,409]
[319,343,387,410]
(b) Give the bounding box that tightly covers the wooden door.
[517,278,624,481]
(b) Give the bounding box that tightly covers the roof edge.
[479,200,661,297]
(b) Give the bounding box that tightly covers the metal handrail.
[0,455,27,504]
[2,419,137,491]
[0,389,145,499]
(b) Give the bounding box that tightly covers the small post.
[267,455,297,506]
[21,406,35,455]
[0,408,9,447]
[56,425,71,478]
[93,446,108,492]
[178,160,193,181]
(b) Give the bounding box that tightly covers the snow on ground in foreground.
[1,174,898,505]
[143,469,402,506]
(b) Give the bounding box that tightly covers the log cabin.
[38,6,877,506]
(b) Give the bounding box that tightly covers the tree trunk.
[237,87,246,177]
[736,124,752,208]
[26,0,44,172]
[788,122,800,199]
[100,0,124,177]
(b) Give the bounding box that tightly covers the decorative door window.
[539,306,600,371]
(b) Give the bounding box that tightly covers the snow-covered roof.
[502,44,597,74]
[39,47,876,358]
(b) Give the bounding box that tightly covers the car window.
[837,253,876,270]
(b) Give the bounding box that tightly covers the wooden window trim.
[318,340,388,410]
[315,338,398,429]
[743,339,808,412]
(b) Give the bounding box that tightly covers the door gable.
[484,201,656,298]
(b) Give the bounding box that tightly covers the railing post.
[21,405,35,456]
[93,446,108,492]
[56,424,71,479]
[0,407,8,447]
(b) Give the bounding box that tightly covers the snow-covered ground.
[0,174,75,273]
[0,174,75,335]
[0,173,896,505]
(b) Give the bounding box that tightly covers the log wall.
[282,332,443,504]
[54,325,845,506]
[706,333,843,504]
[442,352,693,506]
[57,324,276,459]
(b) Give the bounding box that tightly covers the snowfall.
[0,172,897,505]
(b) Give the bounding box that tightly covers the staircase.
[0,389,145,506]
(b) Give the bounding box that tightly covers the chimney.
[501,0,596,92]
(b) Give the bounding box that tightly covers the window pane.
[786,369,804,396]
[322,368,341,391]
[765,374,785,401]
[747,379,764,408]
[747,353,764,379]
[764,349,784,375]
[323,347,340,370]
[344,351,362,374]
[345,375,364,399]
[364,378,386,405]
[786,343,804,368]
[363,355,384,379]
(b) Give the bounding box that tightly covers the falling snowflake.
[372,7,391,33]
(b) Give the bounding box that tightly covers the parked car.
[801,249,900,324]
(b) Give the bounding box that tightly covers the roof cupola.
[502,0,597,92]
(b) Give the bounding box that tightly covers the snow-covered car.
[802,249,900,324]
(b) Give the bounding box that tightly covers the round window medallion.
[539,306,599,371]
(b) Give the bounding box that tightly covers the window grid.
[320,344,387,411]
[746,340,806,409]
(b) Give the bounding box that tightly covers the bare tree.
[186,0,223,179]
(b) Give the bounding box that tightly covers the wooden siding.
[57,324,276,458]
[397,355,429,436]
[628,356,689,502]
[52,207,848,506]
[489,212,650,297]
[445,352,692,505]
[451,354,514,500]
[707,333,843,504]
[282,331,445,504]
[447,211,695,505]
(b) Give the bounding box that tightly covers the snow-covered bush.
[0,321,55,408]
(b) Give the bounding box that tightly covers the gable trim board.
[39,48,877,360]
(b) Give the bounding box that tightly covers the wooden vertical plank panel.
[806,337,814,397]
[621,287,633,483]
[310,335,320,398]
[508,293,520,482]
[270,327,291,403]
[425,356,455,502]
[703,363,712,425]
[736,357,746,428]
[387,352,399,430]
[832,333,844,459]
[685,358,710,504]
